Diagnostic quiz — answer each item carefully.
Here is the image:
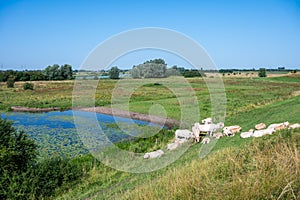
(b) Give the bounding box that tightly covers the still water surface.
[2,110,160,158]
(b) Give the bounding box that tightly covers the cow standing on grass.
[196,122,224,136]
[192,124,201,143]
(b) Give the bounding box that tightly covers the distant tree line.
[219,68,298,73]
[0,70,45,82]
[0,64,73,82]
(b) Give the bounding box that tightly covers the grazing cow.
[167,142,180,151]
[289,123,300,129]
[252,128,275,138]
[201,117,212,124]
[175,129,194,140]
[192,124,201,142]
[240,129,254,138]
[197,122,224,136]
[255,123,266,130]
[213,132,223,139]
[144,150,164,159]
[268,122,289,131]
[201,137,210,144]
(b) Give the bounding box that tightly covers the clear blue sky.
[0,0,300,70]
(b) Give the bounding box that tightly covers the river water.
[1,110,161,158]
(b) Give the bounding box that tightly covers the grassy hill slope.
[57,95,300,199]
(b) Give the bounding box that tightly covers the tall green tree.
[109,66,120,79]
[130,59,167,78]
[44,64,59,80]
[59,64,73,80]
[43,64,73,80]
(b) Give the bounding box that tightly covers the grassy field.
[1,73,300,199]
[1,73,300,120]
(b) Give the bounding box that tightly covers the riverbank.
[11,106,61,112]
[76,107,179,128]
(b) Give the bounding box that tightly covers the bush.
[6,76,15,88]
[183,70,204,78]
[29,158,83,198]
[23,82,34,90]
[258,68,267,77]
[109,66,120,79]
[0,117,86,199]
[0,117,37,199]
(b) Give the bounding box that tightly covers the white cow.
[223,129,234,137]
[167,142,180,151]
[223,125,242,137]
[144,150,164,159]
[289,123,300,129]
[223,125,242,133]
[268,122,289,131]
[240,129,254,138]
[175,129,194,140]
[255,123,266,130]
[252,128,275,138]
[192,124,201,142]
[201,117,212,124]
[201,137,210,144]
[197,122,224,136]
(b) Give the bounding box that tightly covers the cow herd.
[143,118,300,159]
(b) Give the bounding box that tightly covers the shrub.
[258,68,267,77]
[23,82,34,90]
[0,117,37,199]
[183,70,203,78]
[0,117,86,199]
[6,76,15,88]
[109,66,120,79]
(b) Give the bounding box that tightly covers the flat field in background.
[1,72,300,122]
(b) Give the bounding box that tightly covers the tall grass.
[120,129,300,200]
